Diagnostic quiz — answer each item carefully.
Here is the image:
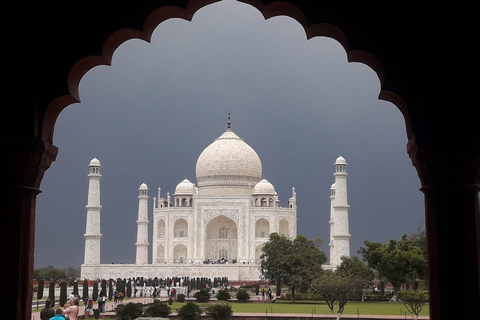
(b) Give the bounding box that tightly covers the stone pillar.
[409,140,480,320]
[4,137,57,320]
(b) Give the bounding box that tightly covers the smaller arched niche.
[279,219,289,237]
[156,244,165,264]
[255,218,270,238]
[173,244,187,263]
[174,218,188,237]
[157,219,165,238]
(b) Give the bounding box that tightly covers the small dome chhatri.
[175,178,195,195]
[335,156,347,165]
[253,179,276,195]
[89,157,101,166]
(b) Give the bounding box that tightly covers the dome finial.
[227,113,232,130]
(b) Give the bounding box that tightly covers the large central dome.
[196,128,262,195]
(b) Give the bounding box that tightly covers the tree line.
[260,229,428,319]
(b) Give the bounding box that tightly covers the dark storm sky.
[35,0,424,269]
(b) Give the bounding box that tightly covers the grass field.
[169,300,429,317]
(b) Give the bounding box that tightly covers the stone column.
[409,140,480,320]
[5,137,57,320]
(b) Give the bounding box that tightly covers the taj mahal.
[81,117,350,281]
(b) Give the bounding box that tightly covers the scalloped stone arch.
[14,3,478,320]
[42,0,411,144]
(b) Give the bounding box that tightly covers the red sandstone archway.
[13,2,480,320]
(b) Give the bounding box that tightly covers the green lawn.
[33,299,428,317]
[170,300,429,317]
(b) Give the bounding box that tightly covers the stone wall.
[81,263,261,281]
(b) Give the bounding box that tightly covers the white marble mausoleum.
[81,117,350,280]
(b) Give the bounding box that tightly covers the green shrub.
[235,289,250,302]
[177,293,186,302]
[239,284,256,289]
[284,293,322,301]
[206,302,233,320]
[194,288,210,303]
[216,290,231,301]
[115,302,143,320]
[178,302,202,320]
[144,299,171,317]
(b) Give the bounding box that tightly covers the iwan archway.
[11,2,480,320]
[205,215,238,262]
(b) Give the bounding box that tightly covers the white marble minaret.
[135,183,149,264]
[83,158,102,265]
[328,156,351,268]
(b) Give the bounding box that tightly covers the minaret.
[135,183,149,265]
[329,156,351,268]
[328,183,336,264]
[83,158,102,265]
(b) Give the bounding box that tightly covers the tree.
[92,281,98,302]
[48,281,55,302]
[37,279,44,300]
[260,233,327,302]
[310,271,367,319]
[398,289,428,320]
[310,271,337,314]
[34,266,80,281]
[116,279,126,295]
[64,266,81,280]
[108,279,113,301]
[126,279,132,298]
[59,282,67,306]
[358,234,427,294]
[100,279,107,297]
[337,256,374,283]
[82,279,89,301]
[73,281,79,296]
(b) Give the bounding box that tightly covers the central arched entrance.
[205,215,238,262]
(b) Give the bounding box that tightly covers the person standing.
[40,298,55,320]
[58,297,79,320]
